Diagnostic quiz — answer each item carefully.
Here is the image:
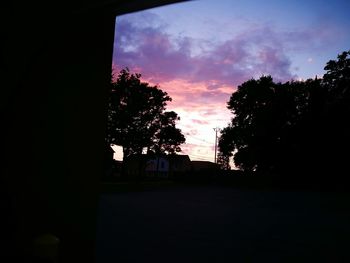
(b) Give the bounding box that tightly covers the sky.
[111,0,350,165]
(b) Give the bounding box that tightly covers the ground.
[96,183,350,262]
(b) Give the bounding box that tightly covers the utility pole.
[213,127,220,163]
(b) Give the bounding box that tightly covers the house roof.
[168,154,191,162]
[125,154,190,162]
[191,161,219,169]
[106,145,115,153]
[191,161,215,165]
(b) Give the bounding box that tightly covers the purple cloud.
[113,16,193,81]
[113,13,337,88]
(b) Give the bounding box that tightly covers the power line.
[185,134,213,144]
[182,150,211,157]
[182,148,212,157]
[189,153,212,159]
[183,146,212,152]
[184,140,213,147]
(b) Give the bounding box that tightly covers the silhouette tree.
[321,50,350,177]
[323,50,350,98]
[221,75,325,174]
[217,125,234,170]
[223,76,283,172]
[220,50,350,187]
[149,111,185,155]
[217,152,231,170]
[106,68,185,160]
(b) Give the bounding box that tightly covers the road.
[96,185,350,262]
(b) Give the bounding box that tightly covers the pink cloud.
[191,119,209,125]
[187,129,199,136]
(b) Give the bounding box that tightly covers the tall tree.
[220,75,324,174]
[149,111,185,155]
[218,125,234,170]
[321,50,350,176]
[106,68,185,160]
[217,152,231,170]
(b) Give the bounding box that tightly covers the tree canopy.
[106,68,185,160]
[219,50,350,180]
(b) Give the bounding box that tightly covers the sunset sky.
[111,0,350,165]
